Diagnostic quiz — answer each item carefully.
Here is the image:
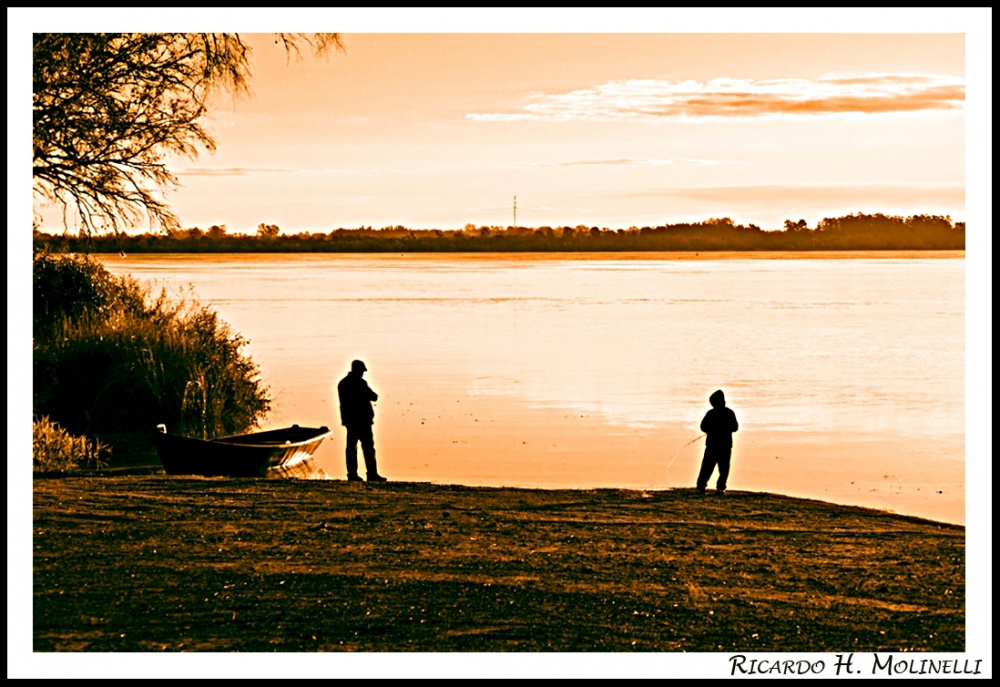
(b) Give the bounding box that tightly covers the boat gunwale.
[208,426,333,448]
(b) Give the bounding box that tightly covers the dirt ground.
[32,476,964,653]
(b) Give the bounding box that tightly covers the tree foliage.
[33,32,342,234]
[257,223,281,239]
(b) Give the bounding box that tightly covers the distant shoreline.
[33,213,965,254]
[87,249,966,260]
[37,243,967,256]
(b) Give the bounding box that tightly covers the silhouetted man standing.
[696,389,738,494]
[337,360,386,482]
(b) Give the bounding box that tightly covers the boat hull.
[151,425,332,479]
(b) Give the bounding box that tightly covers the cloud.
[631,181,961,199]
[555,157,719,168]
[621,183,964,204]
[467,73,965,122]
[505,157,720,169]
[176,166,300,177]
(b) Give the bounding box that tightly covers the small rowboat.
[151,424,332,479]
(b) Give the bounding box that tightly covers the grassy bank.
[32,477,963,653]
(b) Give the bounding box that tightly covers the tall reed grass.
[32,415,111,472]
[33,251,271,465]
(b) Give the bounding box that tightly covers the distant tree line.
[34,213,965,254]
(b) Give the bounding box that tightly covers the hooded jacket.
[700,390,738,449]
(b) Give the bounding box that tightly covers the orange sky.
[18,10,986,234]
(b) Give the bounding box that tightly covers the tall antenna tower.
[513,195,517,230]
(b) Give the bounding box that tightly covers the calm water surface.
[102,253,965,524]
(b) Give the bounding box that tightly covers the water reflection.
[102,253,965,523]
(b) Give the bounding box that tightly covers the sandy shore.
[32,476,964,653]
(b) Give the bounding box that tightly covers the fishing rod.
[682,433,706,448]
[664,433,706,479]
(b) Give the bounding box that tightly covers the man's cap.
[351,359,367,372]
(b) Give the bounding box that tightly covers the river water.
[101,252,965,524]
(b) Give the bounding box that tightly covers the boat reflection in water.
[151,424,333,479]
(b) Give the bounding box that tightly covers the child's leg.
[696,451,718,491]
[716,449,732,491]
